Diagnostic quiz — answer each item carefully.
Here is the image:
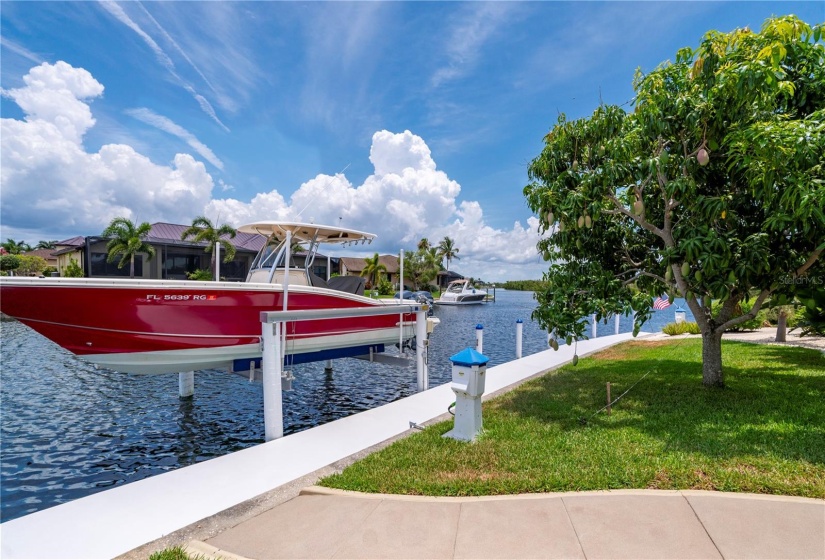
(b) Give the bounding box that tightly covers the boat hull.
[436,293,487,305]
[0,278,416,374]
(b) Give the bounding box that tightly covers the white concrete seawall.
[1,333,640,560]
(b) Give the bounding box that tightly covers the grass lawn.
[321,339,825,499]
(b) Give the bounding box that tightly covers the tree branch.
[715,289,771,333]
[795,248,823,277]
[606,193,666,241]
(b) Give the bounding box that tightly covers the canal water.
[0,290,691,521]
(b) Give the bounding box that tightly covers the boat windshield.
[447,281,467,294]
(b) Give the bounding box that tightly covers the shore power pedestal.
[444,347,489,442]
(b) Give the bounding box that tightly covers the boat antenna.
[295,163,351,220]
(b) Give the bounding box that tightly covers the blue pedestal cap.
[516,319,523,323]
[476,324,484,330]
[450,347,489,367]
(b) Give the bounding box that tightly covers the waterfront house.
[50,223,345,280]
[339,255,401,288]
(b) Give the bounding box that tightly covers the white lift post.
[261,304,428,441]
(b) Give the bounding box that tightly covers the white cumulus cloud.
[207,129,547,279]
[1,62,547,280]
[1,61,214,236]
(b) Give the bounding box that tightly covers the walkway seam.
[328,496,385,560]
[681,491,725,559]
[451,503,462,560]
[560,496,589,560]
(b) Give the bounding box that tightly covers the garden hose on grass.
[448,401,456,416]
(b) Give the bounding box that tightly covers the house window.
[221,259,247,281]
[164,254,202,279]
[91,252,143,276]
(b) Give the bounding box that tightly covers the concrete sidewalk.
[190,487,824,560]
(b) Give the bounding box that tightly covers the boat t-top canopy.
[237,221,376,246]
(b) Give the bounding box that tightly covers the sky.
[1,2,822,281]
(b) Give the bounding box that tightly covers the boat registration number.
[145,294,217,301]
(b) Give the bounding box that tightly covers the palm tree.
[2,239,32,254]
[102,217,155,278]
[36,240,58,250]
[437,236,460,274]
[417,238,431,252]
[360,253,387,289]
[180,216,237,276]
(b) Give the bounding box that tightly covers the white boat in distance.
[436,279,487,305]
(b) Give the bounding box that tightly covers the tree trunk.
[775,310,787,342]
[129,255,135,278]
[701,330,725,387]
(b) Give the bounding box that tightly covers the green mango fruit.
[577,216,585,228]
[665,267,672,282]
[550,339,559,351]
[584,215,592,228]
[565,335,572,346]
[681,262,690,277]
[633,200,644,216]
[572,354,579,366]
[695,270,703,282]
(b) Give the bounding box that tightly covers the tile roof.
[53,223,269,255]
[145,223,266,253]
[22,248,59,261]
[56,236,85,247]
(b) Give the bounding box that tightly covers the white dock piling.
[592,314,598,338]
[475,323,484,354]
[262,322,284,442]
[615,314,620,335]
[178,371,194,399]
[516,319,523,359]
[416,309,428,391]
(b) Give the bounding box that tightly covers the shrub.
[186,269,213,281]
[377,278,394,296]
[662,321,701,335]
[64,257,84,277]
[17,255,48,276]
[0,254,21,273]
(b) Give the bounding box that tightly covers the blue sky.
[1,1,822,280]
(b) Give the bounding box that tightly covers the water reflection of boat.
[436,279,487,305]
[0,222,429,374]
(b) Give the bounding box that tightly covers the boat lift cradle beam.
[260,304,428,441]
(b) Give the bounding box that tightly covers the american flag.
[653,295,671,310]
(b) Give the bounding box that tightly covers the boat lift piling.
[178,371,195,399]
[260,304,428,441]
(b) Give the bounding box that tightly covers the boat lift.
[260,303,430,441]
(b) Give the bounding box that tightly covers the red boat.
[0,222,424,374]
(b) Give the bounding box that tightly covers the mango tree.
[525,16,824,387]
